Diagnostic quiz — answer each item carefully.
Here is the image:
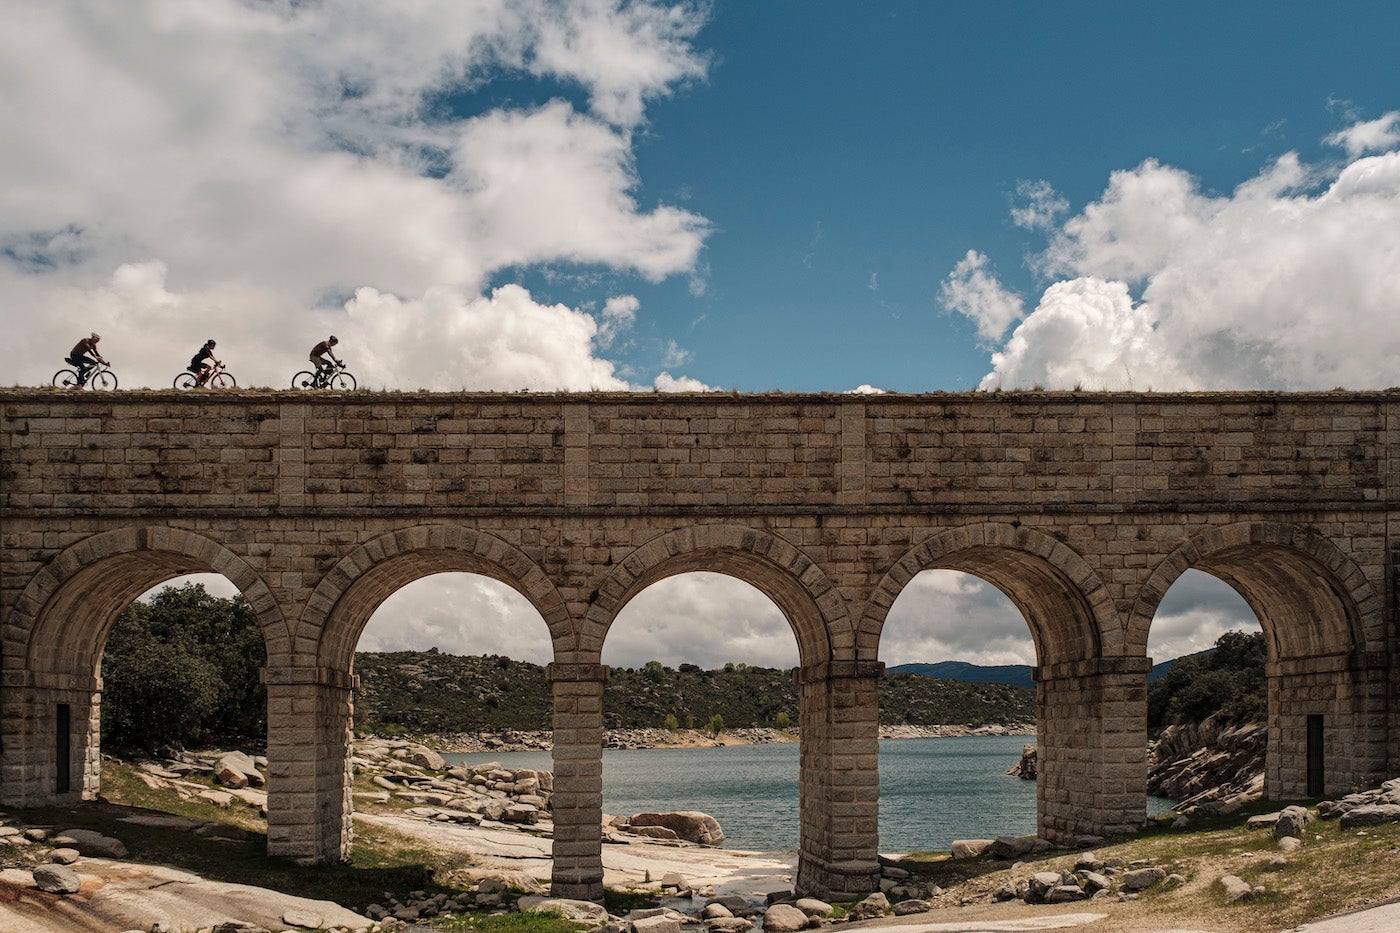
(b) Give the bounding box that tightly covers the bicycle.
[173,359,237,389]
[52,360,118,390]
[292,359,357,390]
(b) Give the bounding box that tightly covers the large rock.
[1340,804,1400,829]
[793,897,833,917]
[849,892,889,921]
[1274,805,1313,838]
[406,746,447,770]
[629,811,724,845]
[215,751,265,788]
[761,904,809,932]
[50,829,128,859]
[32,864,82,894]
[987,835,1046,860]
[516,896,609,922]
[950,839,994,859]
[1120,867,1166,892]
[632,914,682,933]
[1219,874,1255,903]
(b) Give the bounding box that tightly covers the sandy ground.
[357,811,800,899]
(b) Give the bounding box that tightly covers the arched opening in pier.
[305,533,562,864]
[869,524,1122,846]
[2,530,282,812]
[1137,526,1381,800]
[600,571,802,854]
[879,569,1039,852]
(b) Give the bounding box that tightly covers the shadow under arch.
[1129,521,1386,797]
[860,522,1138,845]
[1,525,283,807]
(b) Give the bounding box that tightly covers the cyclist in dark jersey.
[309,336,342,385]
[188,339,220,386]
[67,333,107,385]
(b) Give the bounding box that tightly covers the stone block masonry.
[1,388,1396,899]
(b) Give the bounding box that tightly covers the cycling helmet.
[205,339,216,348]
[91,332,101,340]
[328,336,338,345]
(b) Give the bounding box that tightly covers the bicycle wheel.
[52,368,80,388]
[291,370,316,389]
[329,371,357,390]
[212,372,237,388]
[173,372,197,389]
[91,370,118,390]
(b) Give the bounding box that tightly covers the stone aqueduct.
[1,389,1396,899]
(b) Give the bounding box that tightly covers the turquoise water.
[446,735,1174,853]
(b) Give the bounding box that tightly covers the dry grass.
[892,807,1400,932]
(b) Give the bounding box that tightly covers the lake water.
[446,735,1176,853]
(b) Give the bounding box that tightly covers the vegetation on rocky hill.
[356,653,1035,735]
[1147,630,1267,731]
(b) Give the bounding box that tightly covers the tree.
[1147,629,1267,730]
[706,713,725,735]
[101,583,268,749]
[664,713,680,730]
[774,711,791,729]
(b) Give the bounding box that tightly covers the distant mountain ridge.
[890,656,1183,688]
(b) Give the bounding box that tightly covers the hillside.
[889,655,1181,687]
[352,652,1035,736]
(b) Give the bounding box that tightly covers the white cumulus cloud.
[0,0,713,389]
[940,250,1025,344]
[953,116,1400,391]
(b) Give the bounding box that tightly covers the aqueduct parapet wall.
[1,389,1396,898]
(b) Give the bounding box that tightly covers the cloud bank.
[945,114,1400,392]
[0,0,712,389]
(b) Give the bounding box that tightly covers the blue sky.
[10,1,1396,666]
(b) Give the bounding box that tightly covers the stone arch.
[1127,521,1382,660]
[300,524,570,671]
[860,523,1139,845]
[7,525,286,675]
[1129,521,1386,798]
[1,525,282,807]
[583,523,846,667]
[860,522,1120,666]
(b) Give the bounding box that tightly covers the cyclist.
[66,332,107,386]
[187,339,221,387]
[309,336,343,386]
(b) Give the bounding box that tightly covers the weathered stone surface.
[629,811,724,845]
[893,898,931,915]
[1340,804,1400,829]
[761,903,809,932]
[50,829,128,859]
[632,913,683,933]
[987,835,1044,860]
[1274,805,1313,838]
[50,847,81,864]
[950,839,994,859]
[1119,867,1166,892]
[1219,875,1254,903]
[516,896,608,922]
[707,919,753,933]
[406,746,447,770]
[794,897,833,917]
[32,864,82,894]
[849,892,889,920]
[3,390,1395,899]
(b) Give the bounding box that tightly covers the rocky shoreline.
[397,722,1035,753]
